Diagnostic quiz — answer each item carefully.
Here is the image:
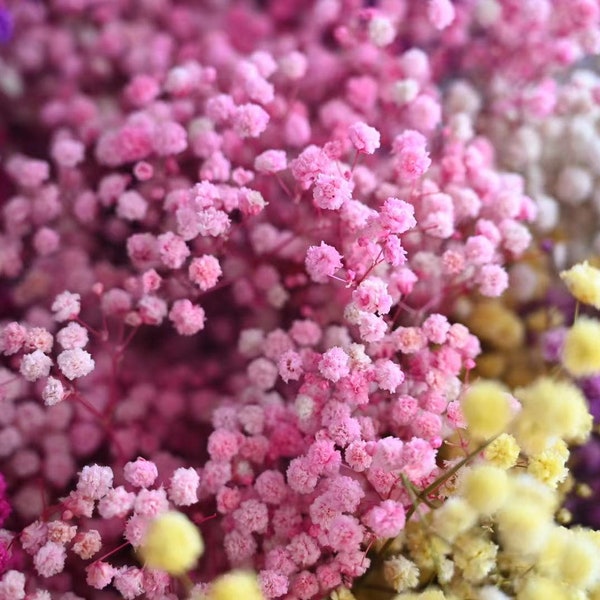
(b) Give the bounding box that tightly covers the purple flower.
[0,9,13,44]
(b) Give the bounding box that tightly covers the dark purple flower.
[0,8,13,44]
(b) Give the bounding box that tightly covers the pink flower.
[51,291,81,322]
[123,458,159,488]
[57,348,95,380]
[169,467,200,506]
[312,173,352,210]
[86,561,115,590]
[188,255,222,291]
[255,149,287,173]
[348,122,381,154]
[233,103,270,138]
[428,0,455,29]
[169,299,206,336]
[305,242,343,283]
[477,264,509,297]
[0,322,27,355]
[76,465,113,500]
[19,350,52,382]
[33,541,66,578]
[318,347,350,383]
[392,131,431,181]
[379,197,417,233]
[362,500,406,539]
[56,322,89,350]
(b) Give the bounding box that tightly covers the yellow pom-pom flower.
[139,511,204,575]
[467,301,524,351]
[209,570,264,600]
[460,380,513,440]
[516,575,569,600]
[513,377,592,454]
[562,317,600,376]
[560,261,600,309]
[538,527,600,590]
[483,433,520,470]
[431,497,478,543]
[497,499,551,557]
[527,440,569,488]
[460,465,509,515]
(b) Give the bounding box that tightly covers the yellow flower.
[467,301,524,351]
[560,261,600,308]
[139,511,204,576]
[384,556,420,593]
[460,465,509,515]
[562,317,600,376]
[497,498,552,557]
[431,497,478,543]
[527,441,569,488]
[461,380,513,440]
[509,474,558,516]
[483,433,520,469]
[538,527,600,590]
[209,571,264,600]
[516,576,569,600]
[454,532,498,583]
[513,377,592,454]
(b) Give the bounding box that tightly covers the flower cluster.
[1,1,600,600]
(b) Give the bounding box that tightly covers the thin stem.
[94,540,130,564]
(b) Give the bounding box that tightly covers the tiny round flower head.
[368,14,396,47]
[392,131,431,181]
[169,299,206,336]
[560,260,600,309]
[562,317,600,376]
[116,190,148,221]
[20,350,52,382]
[77,464,113,500]
[57,348,95,380]
[527,442,568,488]
[460,380,513,440]
[0,321,27,355]
[513,378,592,454]
[305,242,343,283]
[383,556,420,594]
[483,434,520,470]
[254,149,287,173]
[497,499,552,556]
[56,322,88,350]
[319,347,350,382]
[379,197,416,233]
[313,173,352,210]
[86,561,115,590]
[189,255,222,291]
[428,0,456,29]
[51,291,81,322]
[477,264,509,297]
[233,104,270,138]
[348,122,381,154]
[210,570,264,600]
[169,467,200,506]
[42,376,65,406]
[460,465,509,515]
[362,499,406,539]
[124,458,158,488]
[432,497,478,543]
[33,541,66,578]
[139,511,204,576]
